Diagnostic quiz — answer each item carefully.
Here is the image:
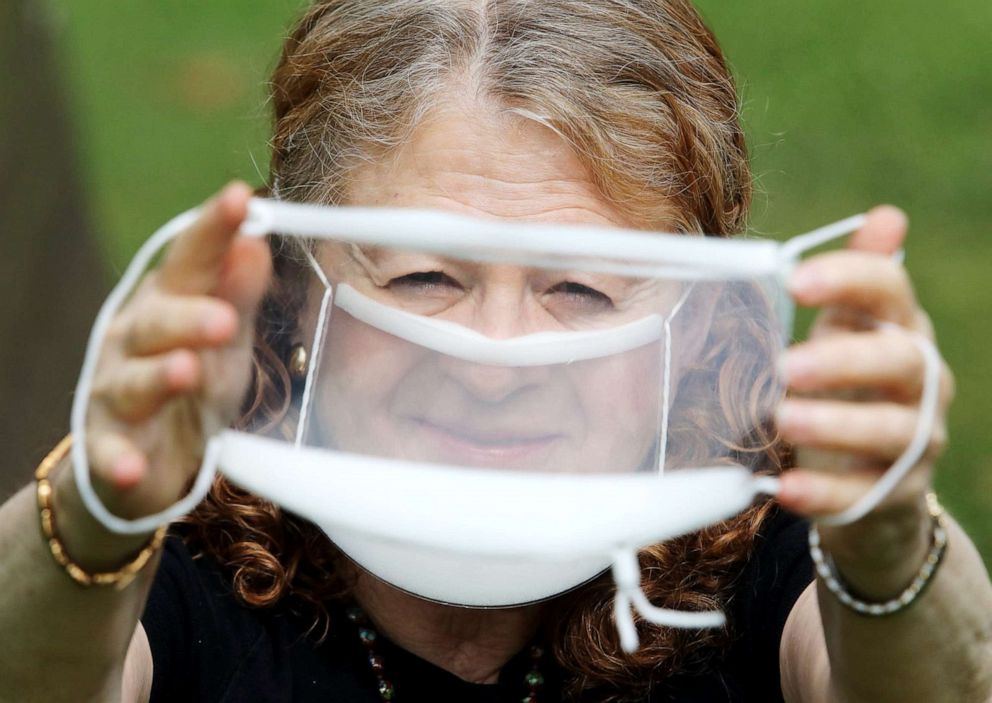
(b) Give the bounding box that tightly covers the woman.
[2,1,990,701]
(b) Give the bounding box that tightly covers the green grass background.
[56,1,990,559]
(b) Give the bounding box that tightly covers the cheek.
[575,346,662,421]
[312,313,664,472]
[566,345,663,470]
[313,314,424,448]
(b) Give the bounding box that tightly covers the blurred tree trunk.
[0,0,107,498]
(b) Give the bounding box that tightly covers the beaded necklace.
[345,606,547,702]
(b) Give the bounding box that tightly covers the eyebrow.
[343,245,655,298]
[349,244,457,269]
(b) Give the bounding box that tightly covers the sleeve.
[727,507,815,702]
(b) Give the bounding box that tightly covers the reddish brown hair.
[184,1,787,699]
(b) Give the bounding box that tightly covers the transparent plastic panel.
[283,238,789,478]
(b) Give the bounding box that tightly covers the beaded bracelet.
[808,492,948,616]
[35,435,167,590]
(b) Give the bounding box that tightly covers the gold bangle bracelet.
[35,435,167,590]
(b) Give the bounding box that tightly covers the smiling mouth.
[412,418,565,467]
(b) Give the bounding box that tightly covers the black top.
[141,509,813,702]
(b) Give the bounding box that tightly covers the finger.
[776,466,930,520]
[775,399,947,461]
[123,296,238,356]
[212,235,272,315]
[86,431,148,491]
[848,205,908,255]
[94,350,202,422]
[777,468,878,517]
[789,252,918,326]
[158,182,253,295]
[783,332,956,407]
[808,306,888,335]
[782,330,926,400]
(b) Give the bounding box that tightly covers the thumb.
[848,205,909,255]
[214,236,272,317]
[158,182,254,295]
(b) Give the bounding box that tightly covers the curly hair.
[183,1,788,699]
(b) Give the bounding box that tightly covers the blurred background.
[2,0,988,561]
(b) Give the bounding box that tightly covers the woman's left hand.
[774,206,955,597]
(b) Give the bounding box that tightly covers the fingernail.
[779,349,814,385]
[201,307,236,341]
[774,400,792,427]
[774,400,806,435]
[778,471,826,510]
[110,452,145,489]
[164,351,198,388]
[776,472,803,502]
[777,401,818,445]
[788,264,823,296]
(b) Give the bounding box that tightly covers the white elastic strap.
[242,198,784,280]
[611,548,726,653]
[817,325,942,526]
[69,208,219,534]
[753,475,783,496]
[778,214,868,262]
[778,217,939,526]
[332,283,665,367]
[779,214,905,289]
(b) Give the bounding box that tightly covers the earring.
[287,343,308,380]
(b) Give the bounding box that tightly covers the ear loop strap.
[779,217,943,527]
[70,201,308,534]
[69,207,259,534]
[815,325,941,526]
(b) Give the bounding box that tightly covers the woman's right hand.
[82,182,271,523]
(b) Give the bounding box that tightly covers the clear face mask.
[71,199,942,652]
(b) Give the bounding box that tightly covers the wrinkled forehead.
[341,104,674,229]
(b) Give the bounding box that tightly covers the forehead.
[344,101,634,228]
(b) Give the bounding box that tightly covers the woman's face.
[305,102,680,474]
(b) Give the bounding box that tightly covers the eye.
[387,271,463,293]
[546,281,614,310]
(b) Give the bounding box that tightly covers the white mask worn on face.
[70,198,942,653]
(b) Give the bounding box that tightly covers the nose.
[437,282,552,402]
[437,355,550,403]
[465,281,536,340]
